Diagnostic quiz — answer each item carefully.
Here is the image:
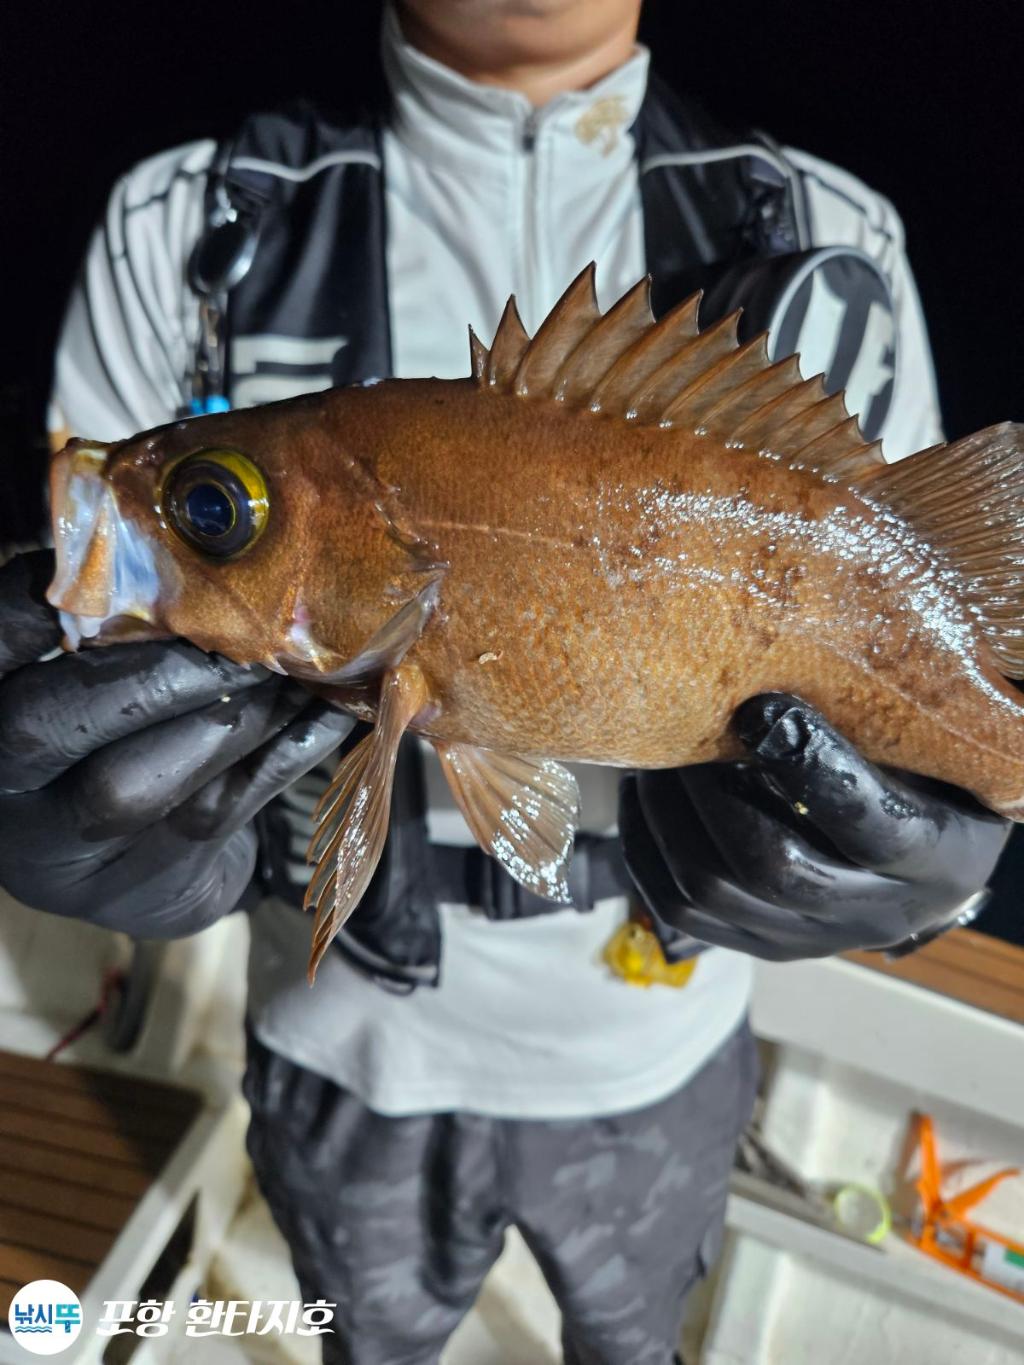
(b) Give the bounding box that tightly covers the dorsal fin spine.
[788,416,868,471]
[513,266,600,397]
[487,296,530,389]
[773,393,851,451]
[730,376,828,449]
[554,278,653,405]
[468,327,488,381]
[660,336,771,429]
[478,264,884,481]
[701,355,804,440]
[825,442,884,481]
[630,313,740,423]
[588,292,702,415]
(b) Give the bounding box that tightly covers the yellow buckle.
[603,920,698,989]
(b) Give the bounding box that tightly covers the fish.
[47,264,1024,981]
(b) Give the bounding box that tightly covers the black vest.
[214,73,805,399]
[213,76,808,989]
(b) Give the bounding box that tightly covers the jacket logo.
[776,258,896,441]
[574,97,630,157]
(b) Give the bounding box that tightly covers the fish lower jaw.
[59,610,106,650]
[58,609,165,650]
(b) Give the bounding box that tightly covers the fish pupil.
[185,482,236,538]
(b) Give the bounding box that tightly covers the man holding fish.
[0,1,1011,1361]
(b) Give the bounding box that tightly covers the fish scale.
[47,264,1024,981]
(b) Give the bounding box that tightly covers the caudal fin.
[861,422,1024,678]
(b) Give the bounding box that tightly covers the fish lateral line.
[418,516,578,553]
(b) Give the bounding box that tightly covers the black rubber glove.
[0,551,353,937]
[619,692,1011,962]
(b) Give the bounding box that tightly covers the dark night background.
[1,1,1022,938]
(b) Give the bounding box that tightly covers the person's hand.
[0,551,352,937]
[619,693,1011,961]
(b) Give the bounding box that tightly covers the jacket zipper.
[519,110,540,330]
[522,110,538,153]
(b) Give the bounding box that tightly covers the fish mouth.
[48,440,165,648]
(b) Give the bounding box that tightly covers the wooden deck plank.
[0,1278,23,1322]
[0,1135,150,1197]
[0,1049,203,1301]
[0,1107,172,1167]
[0,1077,198,1142]
[0,1051,199,1114]
[0,1206,112,1264]
[914,934,1024,990]
[848,958,1024,1019]
[844,928,1024,1024]
[0,1171,134,1233]
[0,1241,92,1292]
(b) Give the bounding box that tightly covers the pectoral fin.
[435,742,580,903]
[304,664,430,982]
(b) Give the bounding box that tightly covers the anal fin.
[435,742,581,904]
[304,665,430,982]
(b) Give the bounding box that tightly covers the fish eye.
[162,450,269,559]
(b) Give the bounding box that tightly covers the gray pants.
[243,1020,758,1365]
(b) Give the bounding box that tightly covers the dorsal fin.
[860,423,1024,677]
[729,375,829,447]
[466,273,1024,683]
[468,263,883,482]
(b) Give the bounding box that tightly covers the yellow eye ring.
[160,449,269,559]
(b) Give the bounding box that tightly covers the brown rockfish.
[47,266,1024,980]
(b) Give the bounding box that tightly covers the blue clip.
[190,395,232,416]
